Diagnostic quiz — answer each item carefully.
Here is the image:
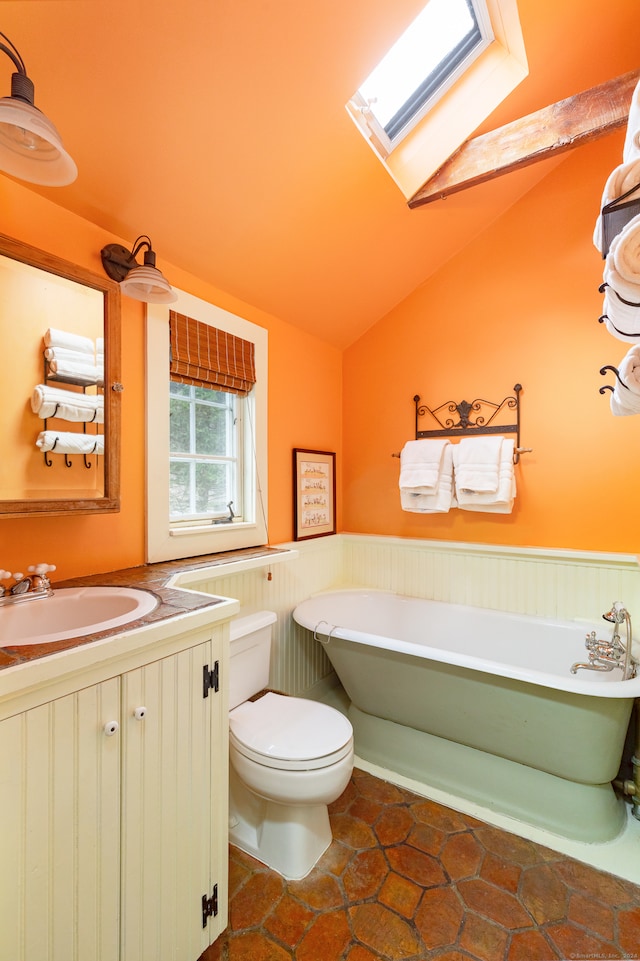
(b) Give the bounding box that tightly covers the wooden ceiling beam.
[409,69,640,208]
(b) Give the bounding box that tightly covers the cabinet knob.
[103,720,119,736]
[133,706,147,720]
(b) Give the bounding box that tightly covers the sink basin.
[0,587,159,646]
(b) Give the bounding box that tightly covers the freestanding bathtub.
[293,589,640,842]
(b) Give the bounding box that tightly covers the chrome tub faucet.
[571,601,636,679]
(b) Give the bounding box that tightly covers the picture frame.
[293,448,336,541]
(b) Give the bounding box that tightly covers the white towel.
[624,76,640,163]
[44,327,95,355]
[610,346,640,416]
[47,358,103,386]
[600,282,640,343]
[400,444,456,513]
[454,438,516,514]
[399,439,450,492]
[31,384,104,423]
[36,431,104,455]
[593,158,640,254]
[609,213,640,288]
[452,435,503,493]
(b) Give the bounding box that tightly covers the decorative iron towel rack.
[393,384,531,464]
[599,365,627,393]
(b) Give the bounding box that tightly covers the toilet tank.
[229,610,278,710]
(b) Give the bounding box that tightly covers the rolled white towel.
[44,346,95,365]
[624,76,640,163]
[452,435,503,493]
[44,327,95,355]
[610,346,640,416]
[455,439,516,513]
[47,358,104,385]
[31,384,104,423]
[609,213,640,287]
[600,282,640,343]
[400,444,456,513]
[36,431,104,455]
[399,439,450,492]
[593,158,640,254]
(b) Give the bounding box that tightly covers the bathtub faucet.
[570,602,636,679]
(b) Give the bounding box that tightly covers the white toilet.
[228,610,354,880]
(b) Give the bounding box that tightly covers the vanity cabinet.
[0,623,230,961]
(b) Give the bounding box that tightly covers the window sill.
[166,547,298,588]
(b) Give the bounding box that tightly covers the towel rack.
[393,384,531,464]
[38,338,103,470]
[599,365,628,393]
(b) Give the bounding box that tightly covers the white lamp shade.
[119,264,177,304]
[0,95,77,185]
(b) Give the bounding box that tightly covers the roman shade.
[169,310,256,395]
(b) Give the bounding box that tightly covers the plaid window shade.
[169,310,256,395]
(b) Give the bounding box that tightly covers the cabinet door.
[120,641,219,961]
[0,678,121,961]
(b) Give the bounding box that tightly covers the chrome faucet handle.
[0,570,13,580]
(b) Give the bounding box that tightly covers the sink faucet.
[0,563,56,606]
[570,601,636,679]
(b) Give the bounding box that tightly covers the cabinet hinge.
[201,884,218,928]
[203,661,219,698]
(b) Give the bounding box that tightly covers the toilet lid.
[229,692,353,765]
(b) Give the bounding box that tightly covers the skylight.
[351,0,493,152]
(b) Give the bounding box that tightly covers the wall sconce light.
[101,235,177,304]
[0,31,77,186]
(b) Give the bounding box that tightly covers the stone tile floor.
[203,767,640,960]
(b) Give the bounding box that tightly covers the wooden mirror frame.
[0,233,121,518]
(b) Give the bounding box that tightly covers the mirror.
[0,232,121,517]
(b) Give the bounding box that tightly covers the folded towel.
[399,439,450,492]
[610,346,640,416]
[600,283,640,343]
[609,213,640,287]
[593,158,640,254]
[44,327,95,355]
[452,435,503,493]
[603,256,640,300]
[454,438,516,513]
[624,76,640,163]
[44,346,95,365]
[36,430,104,455]
[31,384,104,423]
[400,444,456,513]
[47,358,104,386]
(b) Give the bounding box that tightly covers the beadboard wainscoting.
[184,534,640,696]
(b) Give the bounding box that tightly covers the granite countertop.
[0,546,287,670]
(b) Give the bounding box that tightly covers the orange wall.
[0,179,342,580]
[343,133,640,554]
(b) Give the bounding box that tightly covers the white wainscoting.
[185,534,640,695]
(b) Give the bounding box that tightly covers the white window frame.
[350,0,493,159]
[146,288,267,563]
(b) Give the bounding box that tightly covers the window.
[346,0,527,199]
[169,384,241,522]
[350,0,493,155]
[146,289,267,563]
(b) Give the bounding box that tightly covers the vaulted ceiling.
[2,0,638,347]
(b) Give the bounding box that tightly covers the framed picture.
[293,448,336,541]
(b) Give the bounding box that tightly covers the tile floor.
[202,767,640,961]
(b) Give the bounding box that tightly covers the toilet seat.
[229,692,353,771]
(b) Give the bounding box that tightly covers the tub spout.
[570,659,616,674]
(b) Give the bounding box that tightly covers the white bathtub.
[293,589,639,842]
